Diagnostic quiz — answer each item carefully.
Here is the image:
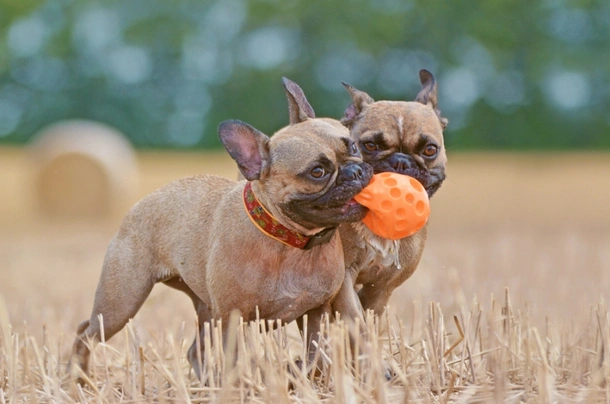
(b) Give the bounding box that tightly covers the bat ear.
[341,82,374,129]
[415,69,448,129]
[218,120,270,181]
[282,77,316,125]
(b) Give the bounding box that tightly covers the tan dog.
[69,78,373,380]
[338,69,448,317]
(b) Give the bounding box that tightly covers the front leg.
[336,271,394,381]
[332,268,366,332]
[296,303,331,370]
[331,269,368,364]
[187,301,214,380]
[359,232,425,315]
[358,283,392,316]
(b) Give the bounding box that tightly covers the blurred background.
[1,0,609,340]
[1,0,610,149]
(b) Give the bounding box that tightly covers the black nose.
[338,163,364,184]
[389,154,414,173]
[344,164,363,180]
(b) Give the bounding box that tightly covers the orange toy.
[354,172,430,240]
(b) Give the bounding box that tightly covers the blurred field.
[1,146,610,402]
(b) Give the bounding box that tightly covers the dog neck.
[243,182,336,250]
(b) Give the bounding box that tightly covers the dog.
[68,78,373,381]
[338,69,448,317]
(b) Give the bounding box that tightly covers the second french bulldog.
[339,69,448,317]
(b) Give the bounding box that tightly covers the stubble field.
[1,147,609,402]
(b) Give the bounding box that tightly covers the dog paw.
[382,360,396,381]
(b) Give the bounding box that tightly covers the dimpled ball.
[354,172,430,240]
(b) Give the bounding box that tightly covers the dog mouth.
[319,198,370,223]
[307,193,369,218]
[281,164,373,229]
[282,195,369,230]
[344,198,360,208]
[334,198,369,217]
[372,163,445,197]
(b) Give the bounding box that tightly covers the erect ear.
[341,82,374,128]
[415,69,448,129]
[281,77,315,125]
[218,120,270,181]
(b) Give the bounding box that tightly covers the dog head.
[341,69,447,197]
[219,78,373,235]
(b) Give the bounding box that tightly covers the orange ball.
[354,172,430,240]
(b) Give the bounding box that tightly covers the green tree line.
[1,0,609,149]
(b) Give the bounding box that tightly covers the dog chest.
[348,223,396,277]
[262,251,345,320]
[207,244,345,323]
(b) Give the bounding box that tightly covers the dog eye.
[362,141,377,152]
[310,166,326,178]
[350,143,359,155]
[422,144,438,158]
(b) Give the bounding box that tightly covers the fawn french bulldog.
[69,78,373,381]
[339,69,448,317]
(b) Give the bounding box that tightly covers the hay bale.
[29,120,138,218]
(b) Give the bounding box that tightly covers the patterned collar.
[242,182,336,250]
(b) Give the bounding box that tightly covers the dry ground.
[1,147,609,402]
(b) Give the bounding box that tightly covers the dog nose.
[389,154,413,173]
[338,164,364,184]
[345,164,363,180]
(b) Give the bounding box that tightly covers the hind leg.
[69,246,155,381]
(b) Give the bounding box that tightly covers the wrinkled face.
[263,118,373,229]
[350,101,447,197]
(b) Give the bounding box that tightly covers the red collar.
[242,182,336,250]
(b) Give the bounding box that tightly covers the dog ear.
[341,82,374,128]
[281,77,315,125]
[218,120,270,181]
[415,69,448,129]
